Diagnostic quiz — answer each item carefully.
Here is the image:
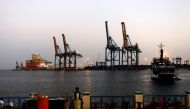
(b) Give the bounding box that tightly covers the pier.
[0,91,189,109]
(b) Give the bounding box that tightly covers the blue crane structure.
[105,21,121,68]
[104,21,141,69]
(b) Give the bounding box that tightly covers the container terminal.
[51,21,144,71]
[84,21,190,70]
[15,21,190,71]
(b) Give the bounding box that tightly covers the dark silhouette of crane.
[53,36,64,70]
[53,34,82,70]
[62,34,82,70]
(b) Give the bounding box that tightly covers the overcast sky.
[0,0,190,69]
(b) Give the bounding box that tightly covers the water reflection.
[59,71,65,81]
[84,71,92,91]
[0,70,190,96]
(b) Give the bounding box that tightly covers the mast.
[159,42,165,62]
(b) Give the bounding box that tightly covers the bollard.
[134,91,143,109]
[73,87,83,109]
[82,92,90,109]
[186,91,190,109]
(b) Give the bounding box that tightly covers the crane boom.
[53,36,58,54]
[121,22,128,49]
[62,34,68,53]
[105,21,109,47]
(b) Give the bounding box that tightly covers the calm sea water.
[0,69,190,97]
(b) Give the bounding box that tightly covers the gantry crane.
[53,34,82,70]
[53,36,64,70]
[105,21,121,67]
[62,34,82,70]
[62,34,68,68]
[121,22,141,66]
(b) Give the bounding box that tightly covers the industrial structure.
[104,21,141,69]
[15,61,23,70]
[184,60,189,65]
[53,34,82,70]
[172,57,189,66]
[121,22,141,66]
[53,36,63,69]
[175,56,182,65]
[105,21,121,67]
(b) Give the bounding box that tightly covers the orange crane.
[121,22,141,66]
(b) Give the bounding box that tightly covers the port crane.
[53,36,64,70]
[121,22,141,66]
[62,34,82,70]
[53,34,82,70]
[105,21,121,68]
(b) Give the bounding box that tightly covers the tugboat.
[151,43,176,81]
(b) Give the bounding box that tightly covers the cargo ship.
[17,54,53,70]
[151,43,176,81]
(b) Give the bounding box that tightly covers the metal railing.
[143,95,186,109]
[90,96,134,109]
[0,96,72,109]
[0,95,188,109]
[0,97,27,108]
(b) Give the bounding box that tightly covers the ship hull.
[151,72,175,81]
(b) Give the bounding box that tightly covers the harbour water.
[0,69,190,97]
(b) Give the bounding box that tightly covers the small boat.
[151,43,176,81]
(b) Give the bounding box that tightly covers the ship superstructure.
[151,43,176,81]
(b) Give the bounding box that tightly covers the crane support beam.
[53,36,58,54]
[62,34,68,53]
[105,21,109,47]
[121,22,128,49]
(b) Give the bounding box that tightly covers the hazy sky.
[1,0,190,69]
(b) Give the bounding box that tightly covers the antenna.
[158,42,165,50]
